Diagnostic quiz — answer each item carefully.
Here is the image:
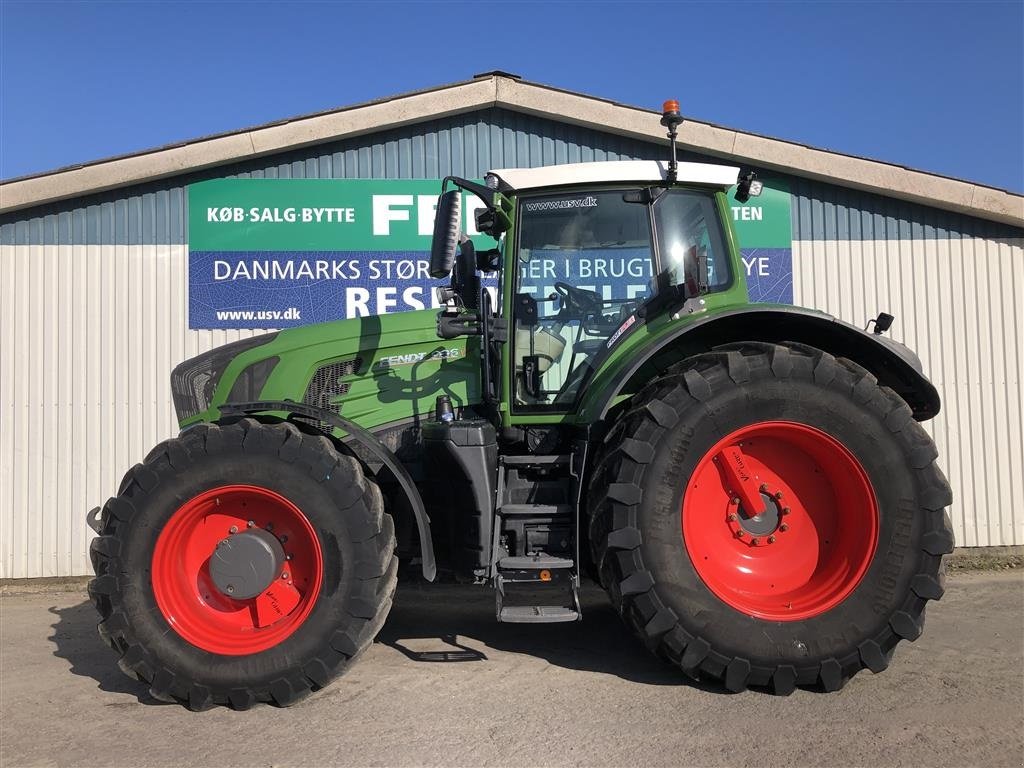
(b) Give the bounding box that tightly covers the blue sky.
[1,1,1022,192]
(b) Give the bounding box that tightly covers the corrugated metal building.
[1,72,1022,579]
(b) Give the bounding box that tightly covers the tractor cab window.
[653,189,731,294]
[513,189,654,409]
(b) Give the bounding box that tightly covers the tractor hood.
[172,309,482,431]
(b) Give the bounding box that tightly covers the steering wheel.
[553,281,604,320]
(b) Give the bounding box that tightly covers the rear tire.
[88,418,398,710]
[588,342,953,693]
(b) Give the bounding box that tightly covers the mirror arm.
[442,176,495,204]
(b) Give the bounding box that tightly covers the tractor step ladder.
[495,553,581,623]
[493,455,581,623]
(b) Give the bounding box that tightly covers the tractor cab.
[501,163,739,409]
[431,156,755,416]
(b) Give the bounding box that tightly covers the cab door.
[507,188,656,415]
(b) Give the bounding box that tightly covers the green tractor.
[87,102,953,709]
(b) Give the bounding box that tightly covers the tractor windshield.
[511,186,730,410]
[513,189,654,409]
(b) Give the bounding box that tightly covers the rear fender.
[588,306,940,423]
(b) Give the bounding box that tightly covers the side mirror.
[429,190,461,278]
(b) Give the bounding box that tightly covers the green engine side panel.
[185,309,482,431]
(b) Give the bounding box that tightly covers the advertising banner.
[730,178,793,304]
[187,177,792,329]
[188,179,487,329]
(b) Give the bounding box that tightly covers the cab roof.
[489,160,740,192]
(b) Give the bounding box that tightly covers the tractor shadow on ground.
[49,600,169,706]
[377,576,723,691]
[49,579,723,700]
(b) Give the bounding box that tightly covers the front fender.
[581,306,940,423]
[217,400,436,583]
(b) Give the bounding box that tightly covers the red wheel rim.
[151,485,323,655]
[682,421,878,621]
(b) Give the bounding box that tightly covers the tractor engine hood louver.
[301,356,363,433]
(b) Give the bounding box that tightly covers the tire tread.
[587,342,953,694]
[88,418,398,709]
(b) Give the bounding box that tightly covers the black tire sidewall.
[117,431,374,689]
[638,373,925,665]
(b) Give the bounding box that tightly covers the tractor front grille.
[170,333,278,422]
[302,357,362,432]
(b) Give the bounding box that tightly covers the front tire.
[588,342,953,693]
[88,418,398,710]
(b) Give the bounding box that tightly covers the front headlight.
[170,334,278,421]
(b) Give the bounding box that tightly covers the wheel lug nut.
[782,508,791,516]
[229,525,238,534]
[768,535,776,544]
[750,538,760,545]
[247,520,255,528]
[759,483,769,493]
[730,497,739,505]
[774,491,784,500]
[728,513,738,522]
[779,524,789,532]
[266,523,273,531]
[281,572,289,580]
[226,584,234,593]
[735,530,744,538]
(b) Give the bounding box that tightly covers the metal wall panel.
[0,242,262,577]
[1,106,1022,577]
[788,176,1023,547]
[789,176,1020,242]
[0,108,663,246]
[792,234,1024,547]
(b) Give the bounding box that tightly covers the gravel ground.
[1,571,1021,768]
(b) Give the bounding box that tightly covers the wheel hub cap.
[210,528,286,599]
[736,492,781,537]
